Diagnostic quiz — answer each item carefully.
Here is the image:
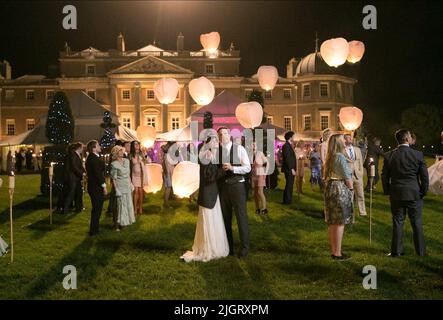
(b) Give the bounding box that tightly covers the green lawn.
[0,158,442,299]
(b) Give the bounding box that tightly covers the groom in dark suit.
[217,127,251,259]
[281,131,296,204]
[85,140,108,236]
[382,129,429,256]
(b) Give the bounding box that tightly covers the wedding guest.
[129,141,147,217]
[281,131,296,204]
[358,138,368,162]
[410,133,417,150]
[309,143,323,191]
[85,140,107,236]
[344,134,367,216]
[110,146,135,231]
[294,140,306,195]
[63,142,85,214]
[382,129,429,257]
[161,141,175,209]
[320,128,332,164]
[251,138,268,215]
[6,151,14,175]
[324,134,354,260]
[364,136,384,192]
[122,141,131,158]
[15,150,23,172]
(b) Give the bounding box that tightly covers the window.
[320,82,329,97]
[5,89,15,101]
[121,89,131,101]
[26,90,35,101]
[86,64,96,75]
[320,112,330,130]
[303,115,312,131]
[146,90,155,100]
[302,84,311,98]
[264,90,272,100]
[26,119,35,131]
[205,64,215,74]
[121,113,132,129]
[46,90,55,101]
[145,116,157,128]
[86,90,96,100]
[284,116,293,131]
[6,119,15,136]
[171,116,180,130]
[266,116,273,124]
[283,88,292,99]
[336,83,343,100]
[244,89,252,99]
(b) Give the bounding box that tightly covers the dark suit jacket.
[281,141,296,174]
[364,143,384,167]
[65,150,85,182]
[86,153,106,195]
[381,145,429,201]
[197,162,225,209]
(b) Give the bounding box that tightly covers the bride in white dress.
[181,136,229,262]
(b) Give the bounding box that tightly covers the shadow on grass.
[0,196,48,224]
[26,211,83,240]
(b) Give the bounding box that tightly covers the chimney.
[177,32,184,51]
[286,57,297,78]
[0,60,11,80]
[117,32,125,52]
[64,41,71,55]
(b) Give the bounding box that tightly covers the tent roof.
[191,90,240,118]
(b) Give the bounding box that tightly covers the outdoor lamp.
[320,37,349,68]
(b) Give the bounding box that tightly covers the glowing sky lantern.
[257,65,279,91]
[153,78,179,105]
[339,106,363,131]
[235,101,263,129]
[143,163,163,194]
[172,161,200,198]
[189,76,215,106]
[200,31,220,54]
[136,125,157,148]
[320,37,349,68]
[347,40,365,63]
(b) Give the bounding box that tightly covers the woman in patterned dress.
[129,141,147,217]
[323,134,354,260]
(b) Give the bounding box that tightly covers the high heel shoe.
[261,209,268,215]
[255,209,261,215]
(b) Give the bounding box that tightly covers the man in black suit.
[365,136,384,192]
[85,140,108,236]
[382,129,429,257]
[281,131,296,204]
[63,142,85,213]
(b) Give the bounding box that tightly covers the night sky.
[1,1,442,133]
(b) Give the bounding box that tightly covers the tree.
[248,89,266,124]
[401,104,443,148]
[100,111,117,152]
[45,91,74,145]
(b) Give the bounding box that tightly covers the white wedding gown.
[0,236,8,257]
[181,196,229,262]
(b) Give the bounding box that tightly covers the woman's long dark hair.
[130,140,141,159]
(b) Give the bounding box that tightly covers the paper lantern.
[428,159,443,195]
[257,66,279,91]
[172,161,200,198]
[136,125,157,148]
[189,77,215,106]
[200,32,220,54]
[235,101,263,129]
[153,78,179,105]
[320,37,349,68]
[143,163,163,194]
[347,40,365,63]
[339,106,363,131]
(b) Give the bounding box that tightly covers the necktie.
[349,147,354,160]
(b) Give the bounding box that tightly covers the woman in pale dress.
[129,141,147,217]
[110,146,136,231]
[181,134,229,262]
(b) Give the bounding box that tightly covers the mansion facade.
[0,33,357,141]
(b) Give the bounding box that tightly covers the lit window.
[172,116,180,130]
[283,88,292,99]
[121,114,132,129]
[147,90,155,100]
[5,90,15,101]
[303,115,311,131]
[145,116,156,128]
[266,116,273,124]
[86,90,96,100]
[284,116,293,131]
[336,83,343,100]
[244,89,252,99]
[122,89,131,100]
[86,65,96,75]
[46,90,55,101]
[302,84,311,98]
[264,90,272,100]
[205,64,215,74]
[26,119,35,131]
[320,113,330,130]
[320,82,329,97]
[6,119,15,136]
[26,90,35,101]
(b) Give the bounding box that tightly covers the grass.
[0,157,442,299]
